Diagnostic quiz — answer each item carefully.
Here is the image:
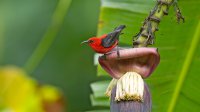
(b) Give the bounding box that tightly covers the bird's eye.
[89,40,94,43]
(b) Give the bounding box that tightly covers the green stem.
[24,0,71,73]
[0,20,5,64]
[133,0,183,47]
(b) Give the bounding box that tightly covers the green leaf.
[90,81,110,108]
[94,0,200,111]
[101,0,154,14]
[90,94,110,107]
[90,80,110,98]
[97,0,155,45]
[86,110,109,112]
[97,64,109,76]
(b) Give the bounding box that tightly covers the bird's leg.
[100,54,107,60]
[101,46,120,60]
[116,45,120,58]
[101,51,115,60]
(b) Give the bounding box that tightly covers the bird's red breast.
[88,34,118,54]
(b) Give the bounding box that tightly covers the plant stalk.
[133,0,184,47]
[24,0,71,73]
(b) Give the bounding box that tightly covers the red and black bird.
[81,25,126,55]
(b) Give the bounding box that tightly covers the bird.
[81,25,126,55]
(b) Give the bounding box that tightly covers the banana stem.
[133,0,184,47]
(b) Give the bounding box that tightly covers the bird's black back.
[101,25,126,48]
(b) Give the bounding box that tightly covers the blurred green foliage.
[0,0,101,111]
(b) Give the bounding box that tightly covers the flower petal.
[99,47,160,79]
[110,83,151,112]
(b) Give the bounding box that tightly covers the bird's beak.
[81,40,89,45]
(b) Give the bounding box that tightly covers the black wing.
[101,25,126,48]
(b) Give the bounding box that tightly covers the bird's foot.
[117,47,120,59]
[100,52,113,60]
[101,50,120,60]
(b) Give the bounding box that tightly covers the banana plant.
[89,0,200,111]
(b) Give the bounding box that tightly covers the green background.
[0,0,101,111]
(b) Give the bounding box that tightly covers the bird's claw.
[100,54,107,60]
[101,50,121,60]
[101,52,113,60]
[117,50,120,59]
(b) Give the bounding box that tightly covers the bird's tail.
[110,25,126,38]
[101,25,126,48]
[114,25,126,32]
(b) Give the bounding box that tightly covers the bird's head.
[81,37,101,47]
